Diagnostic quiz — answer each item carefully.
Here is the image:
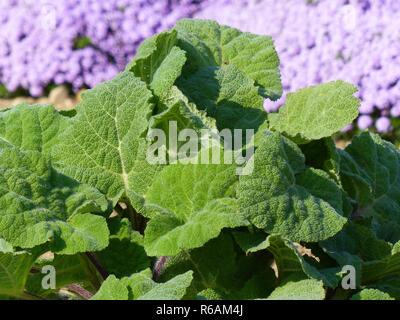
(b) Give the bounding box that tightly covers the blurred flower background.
[0,0,399,141]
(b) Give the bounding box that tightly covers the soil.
[0,86,82,111]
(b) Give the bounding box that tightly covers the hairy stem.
[152,256,168,281]
[66,284,94,300]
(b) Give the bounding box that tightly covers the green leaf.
[174,19,282,100]
[0,241,42,298]
[267,278,325,300]
[361,243,400,284]
[271,81,360,142]
[52,71,162,209]
[92,270,193,300]
[339,132,400,243]
[0,145,109,254]
[350,289,394,300]
[123,270,193,300]
[126,30,187,98]
[238,132,347,242]
[178,65,266,130]
[143,152,248,256]
[95,218,150,277]
[91,275,129,300]
[0,103,67,154]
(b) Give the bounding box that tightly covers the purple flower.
[357,115,373,130]
[375,117,392,133]
[0,0,202,96]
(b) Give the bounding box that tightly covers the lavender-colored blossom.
[357,115,373,130]
[0,0,200,96]
[375,116,393,133]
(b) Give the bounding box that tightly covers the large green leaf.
[238,132,347,242]
[52,71,162,209]
[126,30,186,98]
[270,81,360,142]
[0,145,109,254]
[91,275,129,300]
[174,19,282,100]
[92,270,193,300]
[124,270,193,300]
[143,151,248,256]
[178,65,266,130]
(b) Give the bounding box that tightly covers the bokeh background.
[0,0,399,142]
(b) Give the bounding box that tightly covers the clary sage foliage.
[0,19,399,300]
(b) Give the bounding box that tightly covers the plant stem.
[66,284,94,300]
[85,252,109,280]
[152,256,168,280]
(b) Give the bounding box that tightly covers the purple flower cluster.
[0,0,199,97]
[196,0,400,133]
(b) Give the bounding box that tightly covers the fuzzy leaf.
[92,270,193,300]
[350,289,394,300]
[52,71,162,209]
[178,65,266,130]
[0,103,67,154]
[272,81,360,142]
[174,19,282,100]
[238,132,347,242]
[123,270,193,300]
[91,275,129,300]
[143,153,248,256]
[0,145,109,254]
